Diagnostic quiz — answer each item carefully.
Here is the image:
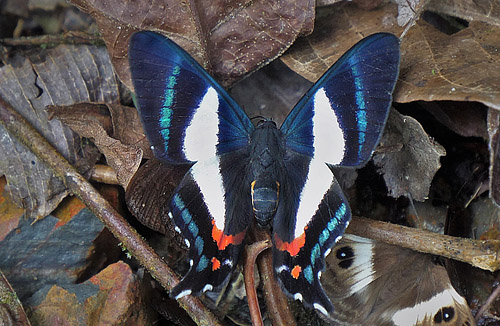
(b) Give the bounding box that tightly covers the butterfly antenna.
[250,115,267,121]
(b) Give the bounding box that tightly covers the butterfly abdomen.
[251,177,280,227]
[248,121,285,227]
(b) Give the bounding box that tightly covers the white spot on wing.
[168,212,173,219]
[174,226,181,233]
[190,157,226,230]
[392,285,465,325]
[184,239,190,248]
[313,303,328,315]
[184,87,219,161]
[313,88,345,164]
[293,159,332,238]
[276,265,289,273]
[203,284,213,293]
[223,259,233,267]
[174,289,192,299]
[293,293,303,302]
[324,248,332,258]
[189,259,193,266]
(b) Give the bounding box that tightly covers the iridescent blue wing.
[129,31,255,297]
[274,33,400,314]
[280,32,400,167]
[129,31,254,163]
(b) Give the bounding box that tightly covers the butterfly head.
[255,118,277,129]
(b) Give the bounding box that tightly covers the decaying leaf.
[0,177,24,241]
[394,0,425,27]
[0,44,119,219]
[281,2,500,111]
[373,109,446,201]
[126,159,190,235]
[48,103,151,188]
[281,2,404,82]
[421,101,488,139]
[488,109,500,207]
[69,0,315,87]
[426,0,500,27]
[396,20,500,109]
[26,261,152,325]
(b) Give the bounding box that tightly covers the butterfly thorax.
[249,120,285,228]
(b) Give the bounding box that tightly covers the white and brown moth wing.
[322,235,475,326]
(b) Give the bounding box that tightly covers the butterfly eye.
[433,306,455,323]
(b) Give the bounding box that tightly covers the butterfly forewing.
[129,32,254,164]
[281,33,400,167]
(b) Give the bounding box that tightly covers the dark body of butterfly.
[129,31,400,314]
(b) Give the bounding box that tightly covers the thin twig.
[244,239,272,326]
[91,164,120,185]
[475,274,500,321]
[348,216,500,272]
[250,227,297,326]
[0,96,222,326]
[0,31,104,47]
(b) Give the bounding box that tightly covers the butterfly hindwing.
[273,153,351,313]
[129,31,254,164]
[280,33,400,167]
[168,153,254,298]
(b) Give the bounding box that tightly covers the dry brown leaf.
[0,44,115,220]
[281,3,500,111]
[281,2,404,82]
[70,0,315,88]
[396,20,500,109]
[373,110,446,201]
[426,0,500,27]
[48,103,148,189]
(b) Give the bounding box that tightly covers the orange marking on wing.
[211,220,246,250]
[291,265,302,279]
[274,232,306,257]
[211,257,221,271]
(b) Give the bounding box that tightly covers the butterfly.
[128,31,400,314]
[323,234,476,325]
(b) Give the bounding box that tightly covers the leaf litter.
[1,0,500,324]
